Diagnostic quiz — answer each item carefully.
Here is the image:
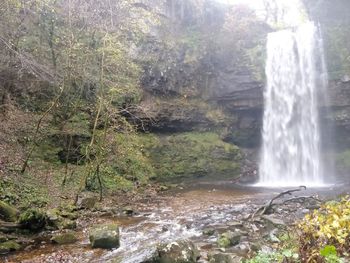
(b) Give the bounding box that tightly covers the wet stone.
[250,242,261,252]
[123,207,134,216]
[89,223,120,249]
[261,215,286,227]
[152,240,199,263]
[218,231,241,248]
[203,228,215,236]
[208,252,235,263]
[226,221,243,228]
[51,232,78,245]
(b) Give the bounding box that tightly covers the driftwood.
[282,195,321,205]
[251,186,309,218]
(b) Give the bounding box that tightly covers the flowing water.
[3,185,264,263]
[3,183,346,263]
[258,21,328,187]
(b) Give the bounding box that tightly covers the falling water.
[258,21,328,187]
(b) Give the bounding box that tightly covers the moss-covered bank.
[141,132,242,182]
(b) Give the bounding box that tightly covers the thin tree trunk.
[21,87,64,174]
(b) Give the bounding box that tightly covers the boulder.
[0,201,19,222]
[261,215,286,227]
[203,228,215,236]
[208,253,237,263]
[77,195,97,210]
[46,209,77,230]
[89,223,120,249]
[153,240,199,263]
[218,231,241,248]
[122,206,134,216]
[58,218,77,230]
[51,232,78,245]
[0,241,21,254]
[18,208,47,230]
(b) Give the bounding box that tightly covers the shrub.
[298,198,350,262]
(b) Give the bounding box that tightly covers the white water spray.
[257,21,328,187]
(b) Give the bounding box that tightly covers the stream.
[2,182,346,263]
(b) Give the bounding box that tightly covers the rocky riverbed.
[1,182,347,263]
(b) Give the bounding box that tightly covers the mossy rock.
[0,201,19,222]
[89,223,120,249]
[76,193,98,210]
[46,208,77,230]
[218,231,241,248]
[203,228,215,236]
[18,208,47,231]
[154,240,199,263]
[144,132,241,181]
[51,232,78,245]
[208,253,235,263]
[0,235,7,243]
[56,218,77,230]
[0,241,21,255]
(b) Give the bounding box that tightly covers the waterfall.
[257,21,328,187]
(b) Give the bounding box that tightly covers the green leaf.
[320,245,337,257]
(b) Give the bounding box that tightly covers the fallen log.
[282,195,321,205]
[251,186,307,218]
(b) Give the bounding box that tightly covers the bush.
[298,198,350,262]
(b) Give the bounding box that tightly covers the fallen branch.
[251,186,307,218]
[282,195,321,205]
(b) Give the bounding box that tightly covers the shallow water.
[3,182,346,263]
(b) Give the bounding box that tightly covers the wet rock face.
[323,81,350,149]
[89,224,120,249]
[133,0,269,148]
[145,132,241,181]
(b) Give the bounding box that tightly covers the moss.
[217,231,241,248]
[33,140,62,163]
[0,201,19,222]
[143,132,241,181]
[0,241,21,254]
[217,236,231,248]
[64,112,91,137]
[18,208,47,231]
[51,232,78,245]
[84,132,156,192]
[89,223,120,249]
[0,174,49,209]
